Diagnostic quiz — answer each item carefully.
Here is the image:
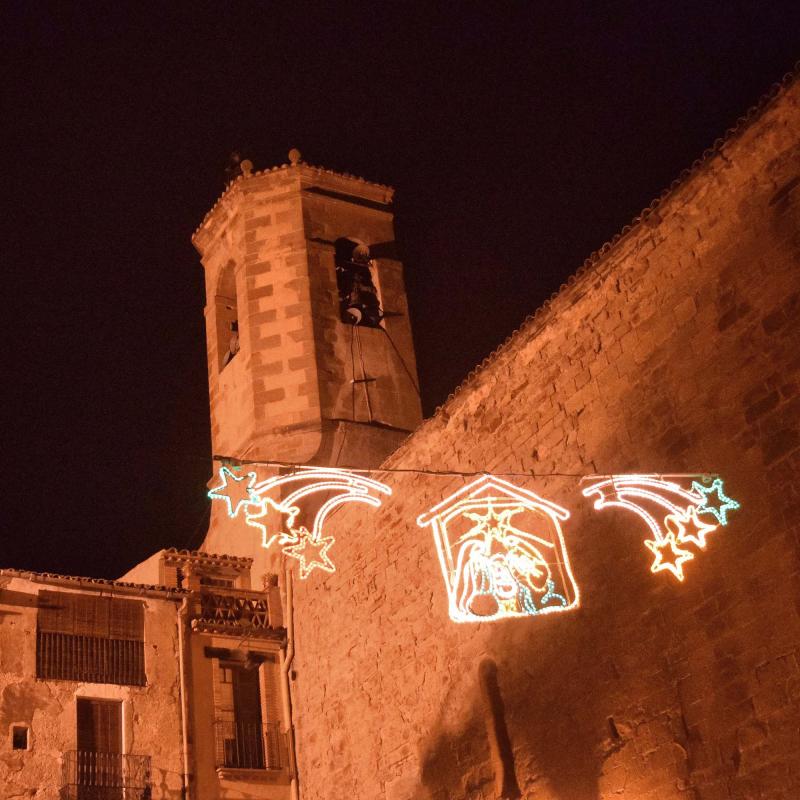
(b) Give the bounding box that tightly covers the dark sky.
[3,2,798,579]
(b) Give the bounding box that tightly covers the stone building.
[121,548,290,800]
[187,68,800,800]
[2,66,799,800]
[0,569,186,798]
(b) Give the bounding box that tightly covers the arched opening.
[216,261,240,371]
[334,238,383,328]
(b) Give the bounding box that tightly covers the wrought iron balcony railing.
[61,750,151,800]
[191,588,280,637]
[214,720,285,771]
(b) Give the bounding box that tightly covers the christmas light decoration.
[208,465,391,578]
[582,475,739,581]
[417,475,579,623]
[644,532,695,581]
[691,478,740,526]
[207,467,260,518]
[282,527,336,579]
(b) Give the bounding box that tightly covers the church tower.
[192,151,422,563]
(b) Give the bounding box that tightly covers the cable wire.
[211,454,717,481]
[380,325,421,397]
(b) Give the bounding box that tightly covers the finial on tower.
[224,151,253,183]
[288,148,302,166]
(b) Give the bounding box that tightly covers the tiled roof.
[0,568,186,599]
[163,548,253,568]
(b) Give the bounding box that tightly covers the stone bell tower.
[192,150,422,560]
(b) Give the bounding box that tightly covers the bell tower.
[193,151,422,559]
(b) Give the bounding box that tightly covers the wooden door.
[76,699,122,798]
[231,665,265,768]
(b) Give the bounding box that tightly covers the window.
[12,726,28,750]
[211,651,283,770]
[75,699,123,799]
[36,592,145,686]
[216,261,240,371]
[335,238,383,327]
[199,575,235,589]
[61,699,150,800]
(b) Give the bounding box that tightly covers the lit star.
[282,527,336,579]
[208,467,259,518]
[644,533,695,581]
[691,479,740,526]
[462,503,522,543]
[668,506,719,550]
[246,499,299,548]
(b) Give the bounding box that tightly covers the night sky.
[4,3,798,579]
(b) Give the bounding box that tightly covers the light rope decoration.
[581,475,740,581]
[417,475,580,622]
[209,460,741,588]
[208,466,391,579]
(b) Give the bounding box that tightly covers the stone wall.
[0,573,185,799]
[289,75,800,799]
[195,164,422,576]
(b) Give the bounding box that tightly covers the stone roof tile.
[0,568,187,598]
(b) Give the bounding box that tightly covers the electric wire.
[354,326,374,422]
[210,454,717,481]
[379,325,421,397]
[349,322,357,423]
[329,324,356,469]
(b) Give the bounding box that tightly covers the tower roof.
[193,154,394,242]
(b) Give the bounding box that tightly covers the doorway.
[76,698,123,799]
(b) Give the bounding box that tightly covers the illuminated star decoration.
[417,475,579,623]
[244,497,300,549]
[667,506,719,550]
[207,465,391,579]
[644,532,695,581]
[692,479,741,526]
[208,467,260,518]
[282,527,336,579]
[582,475,740,582]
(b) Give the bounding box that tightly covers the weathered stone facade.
[122,549,291,800]
[282,74,800,799]
[3,66,798,800]
[0,571,185,798]
[192,159,423,584]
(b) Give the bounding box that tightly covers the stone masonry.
[0,571,185,799]
[288,72,800,799]
[193,160,422,578]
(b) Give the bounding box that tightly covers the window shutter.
[73,595,107,637]
[37,591,145,686]
[160,563,179,588]
[261,655,281,726]
[38,591,74,634]
[109,598,144,641]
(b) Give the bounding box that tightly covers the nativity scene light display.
[208,463,740,623]
[417,475,580,622]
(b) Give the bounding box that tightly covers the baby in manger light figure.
[418,475,580,623]
[455,503,567,617]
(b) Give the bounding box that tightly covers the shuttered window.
[209,650,284,769]
[36,591,145,686]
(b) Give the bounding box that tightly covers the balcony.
[214,720,285,771]
[191,588,282,638]
[61,751,151,800]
